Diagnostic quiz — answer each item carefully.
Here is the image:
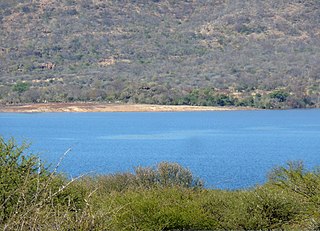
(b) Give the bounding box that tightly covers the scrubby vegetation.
[1,137,320,230]
[0,0,320,108]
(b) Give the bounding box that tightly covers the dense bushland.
[1,137,320,230]
[0,0,319,108]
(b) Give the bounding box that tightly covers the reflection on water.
[97,129,221,140]
[53,137,78,141]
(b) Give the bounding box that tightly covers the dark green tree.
[269,90,289,102]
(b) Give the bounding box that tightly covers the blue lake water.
[0,109,320,189]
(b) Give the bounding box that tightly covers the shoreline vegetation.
[2,137,320,230]
[0,102,255,113]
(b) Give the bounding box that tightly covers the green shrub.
[86,172,137,193]
[243,186,302,229]
[0,137,92,230]
[88,162,203,195]
[268,161,320,229]
[0,137,48,222]
[12,82,30,93]
[269,161,320,200]
[134,162,204,189]
[94,188,219,230]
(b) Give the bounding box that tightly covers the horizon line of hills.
[0,0,319,109]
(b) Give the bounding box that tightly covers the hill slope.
[0,0,319,108]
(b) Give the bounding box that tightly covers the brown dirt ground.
[0,103,253,113]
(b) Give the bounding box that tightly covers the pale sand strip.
[0,103,254,113]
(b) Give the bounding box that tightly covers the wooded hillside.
[1,0,319,108]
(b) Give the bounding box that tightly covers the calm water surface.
[1,110,320,189]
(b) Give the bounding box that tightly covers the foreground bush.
[0,137,94,230]
[1,137,320,230]
[85,161,203,193]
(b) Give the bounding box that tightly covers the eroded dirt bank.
[0,103,253,113]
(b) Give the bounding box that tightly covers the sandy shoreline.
[0,103,254,113]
